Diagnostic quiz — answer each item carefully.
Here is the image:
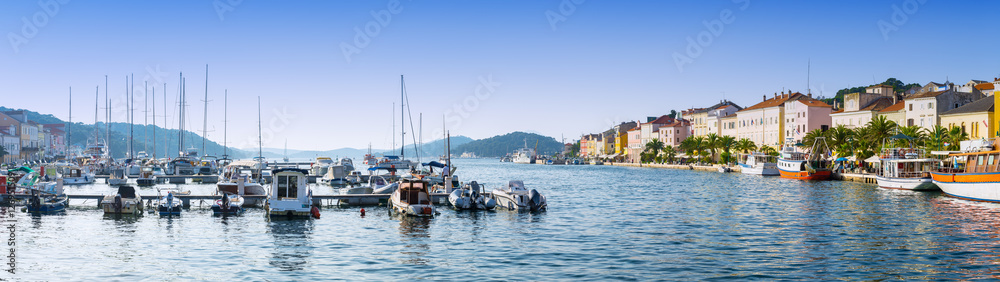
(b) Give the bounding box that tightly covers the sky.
[1,0,998,151]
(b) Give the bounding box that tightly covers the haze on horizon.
[1,0,996,151]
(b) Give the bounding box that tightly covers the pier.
[11,193,452,208]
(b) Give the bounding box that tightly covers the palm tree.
[925,125,948,151]
[663,145,677,163]
[895,125,927,148]
[825,125,855,157]
[734,138,756,154]
[863,115,897,150]
[718,135,736,164]
[643,139,665,163]
[801,129,827,153]
[947,126,969,151]
[759,145,778,156]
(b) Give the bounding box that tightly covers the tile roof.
[645,115,674,125]
[740,92,803,112]
[975,83,995,90]
[793,96,833,108]
[859,97,894,111]
[878,100,906,113]
[831,109,845,114]
[906,90,947,100]
[941,96,994,115]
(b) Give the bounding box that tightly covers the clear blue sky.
[1,0,996,150]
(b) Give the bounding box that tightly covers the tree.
[926,125,949,151]
[705,133,721,163]
[864,115,897,148]
[947,126,969,151]
[0,145,7,164]
[643,139,665,163]
[663,145,677,163]
[667,110,678,119]
[759,145,778,156]
[734,138,756,154]
[801,129,827,153]
[895,125,927,148]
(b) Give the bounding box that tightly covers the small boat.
[339,157,355,173]
[217,169,267,207]
[492,180,547,212]
[107,167,129,186]
[211,193,244,215]
[876,148,939,190]
[25,182,67,214]
[50,163,95,185]
[136,166,157,186]
[101,185,143,215]
[931,138,1000,202]
[156,192,182,216]
[321,164,349,185]
[267,168,319,219]
[389,178,436,217]
[310,157,334,176]
[738,153,779,176]
[717,166,731,173]
[448,181,495,210]
[777,138,832,181]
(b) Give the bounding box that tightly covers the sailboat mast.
[179,75,185,155]
[153,85,156,159]
[144,80,148,154]
[223,89,228,159]
[105,75,108,148]
[399,75,406,160]
[129,73,134,159]
[163,83,167,158]
[203,64,208,155]
[257,96,262,183]
[94,85,98,146]
[68,87,71,157]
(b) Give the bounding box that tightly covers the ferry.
[875,148,939,191]
[777,138,832,180]
[738,153,779,176]
[930,138,1000,202]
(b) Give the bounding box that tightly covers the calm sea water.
[7,159,1000,280]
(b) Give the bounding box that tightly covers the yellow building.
[942,96,994,139]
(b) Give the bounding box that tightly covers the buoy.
[360,208,366,217]
[311,206,321,219]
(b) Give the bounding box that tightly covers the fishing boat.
[930,138,1000,202]
[101,185,143,215]
[876,148,939,190]
[492,180,547,212]
[448,181,495,210]
[738,153,779,176]
[777,138,832,181]
[267,168,319,218]
[389,178,436,217]
[156,192,182,216]
[24,181,67,214]
[211,192,244,215]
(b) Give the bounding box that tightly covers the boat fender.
[311,206,321,219]
[360,208,366,217]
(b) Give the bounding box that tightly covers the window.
[989,155,995,166]
[928,103,933,109]
[978,155,985,166]
[909,104,913,111]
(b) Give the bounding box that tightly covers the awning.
[864,155,879,162]
[421,161,446,168]
[608,153,620,158]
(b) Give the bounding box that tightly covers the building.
[940,96,994,139]
[43,124,66,158]
[737,91,812,147]
[830,84,896,129]
[877,101,907,126]
[719,115,738,138]
[783,96,833,144]
[903,85,983,131]
[0,132,18,164]
[657,119,691,147]
[627,127,641,163]
[611,121,638,161]
[975,82,994,96]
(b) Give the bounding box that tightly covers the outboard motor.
[114,194,123,213]
[528,189,546,212]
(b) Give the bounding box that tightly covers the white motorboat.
[339,157,355,173]
[136,166,157,186]
[107,167,129,186]
[211,192,244,215]
[448,181,495,210]
[738,153,779,176]
[876,148,939,191]
[48,163,95,185]
[267,168,319,218]
[321,165,349,185]
[339,175,391,206]
[492,180,547,212]
[310,157,334,176]
[390,178,436,217]
[217,170,267,207]
[101,185,143,215]
[513,139,536,164]
[157,192,182,216]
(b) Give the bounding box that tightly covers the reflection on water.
[268,219,314,271]
[397,216,432,265]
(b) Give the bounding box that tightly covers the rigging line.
[402,78,420,161]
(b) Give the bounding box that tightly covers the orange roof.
[645,115,674,125]
[878,100,906,113]
[975,83,995,90]
[795,98,832,108]
[907,90,947,99]
[627,127,640,132]
[740,92,804,112]
[831,109,844,114]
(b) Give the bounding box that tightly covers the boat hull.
[931,171,1000,202]
[101,198,143,215]
[875,176,938,191]
[738,163,779,176]
[26,196,67,214]
[778,169,832,180]
[62,177,94,185]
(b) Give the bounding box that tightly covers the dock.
[10,193,452,208]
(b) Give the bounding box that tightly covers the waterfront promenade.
[610,162,878,184]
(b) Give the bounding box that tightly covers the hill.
[454,132,562,158]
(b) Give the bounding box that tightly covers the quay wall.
[610,163,877,185]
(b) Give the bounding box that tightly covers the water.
[9,159,1000,280]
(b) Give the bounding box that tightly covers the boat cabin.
[271,168,309,201]
[117,186,137,199]
[397,179,431,206]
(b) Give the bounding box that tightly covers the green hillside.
[454,132,563,157]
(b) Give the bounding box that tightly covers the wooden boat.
[267,168,319,218]
[876,148,939,190]
[492,180,547,212]
[390,178,436,217]
[777,138,832,181]
[25,187,67,214]
[101,185,143,215]
[930,138,1000,202]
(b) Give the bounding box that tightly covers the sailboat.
[370,76,419,172]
